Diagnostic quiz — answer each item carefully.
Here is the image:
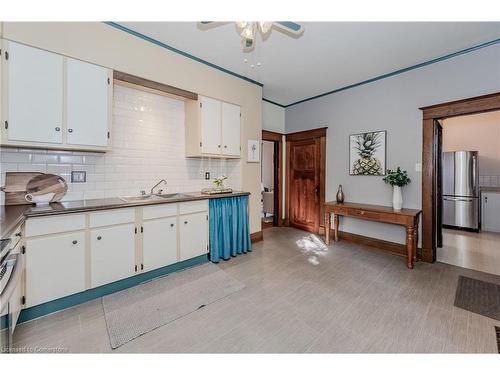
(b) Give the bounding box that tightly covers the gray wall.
[285,43,500,244]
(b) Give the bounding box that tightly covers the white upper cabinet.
[5,40,63,144]
[66,58,110,147]
[221,102,241,156]
[1,40,111,152]
[200,96,222,154]
[185,96,241,158]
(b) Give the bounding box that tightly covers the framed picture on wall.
[349,130,386,175]
[247,139,260,163]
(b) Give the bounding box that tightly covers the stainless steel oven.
[0,240,22,354]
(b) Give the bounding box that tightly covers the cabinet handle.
[170,223,174,227]
[72,240,78,245]
[97,236,102,240]
[218,145,221,148]
[55,127,61,131]
[224,145,227,148]
[68,128,73,133]
[184,221,188,224]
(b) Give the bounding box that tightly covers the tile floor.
[438,228,500,276]
[12,227,500,353]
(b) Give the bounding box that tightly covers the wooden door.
[6,41,63,144]
[221,102,241,156]
[143,216,178,271]
[289,139,320,232]
[179,212,208,261]
[26,232,85,307]
[66,57,110,147]
[200,96,221,154]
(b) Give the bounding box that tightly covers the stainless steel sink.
[157,193,192,200]
[119,193,191,203]
[119,194,164,203]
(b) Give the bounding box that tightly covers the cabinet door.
[179,212,208,261]
[200,96,221,154]
[66,58,110,147]
[221,102,241,156]
[6,41,63,144]
[90,224,136,288]
[143,217,178,272]
[482,193,500,232]
[26,232,85,307]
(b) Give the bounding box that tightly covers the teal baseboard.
[18,254,208,324]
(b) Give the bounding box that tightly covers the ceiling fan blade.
[273,21,304,36]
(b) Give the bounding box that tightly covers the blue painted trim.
[18,254,208,324]
[103,22,264,88]
[262,97,286,108]
[285,37,500,108]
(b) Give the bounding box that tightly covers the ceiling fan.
[199,21,304,50]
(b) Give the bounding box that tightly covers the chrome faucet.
[150,179,167,195]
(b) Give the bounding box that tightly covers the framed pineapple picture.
[349,130,387,176]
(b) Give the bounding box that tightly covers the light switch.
[415,163,422,172]
[71,171,87,183]
[205,172,210,180]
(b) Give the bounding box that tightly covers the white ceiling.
[119,22,500,106]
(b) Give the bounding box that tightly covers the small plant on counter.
[383,167,410,211]
[213,175,228,188]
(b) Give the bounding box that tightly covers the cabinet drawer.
[26,213,86,237]
[89,208,135,228]
[143,203,178,220]
[179,200,208,214]
[347,208,381,221]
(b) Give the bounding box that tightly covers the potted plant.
[383,167,411,210]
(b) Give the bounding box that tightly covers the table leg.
[406,225,415,269]
[334,214,339,242]
[325,210,331,245]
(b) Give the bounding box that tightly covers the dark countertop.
[1,191,250,239]
[480,186,500,193]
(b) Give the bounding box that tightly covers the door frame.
[262,130,284,226]
[285,127,327,233]
[420,92,500,262]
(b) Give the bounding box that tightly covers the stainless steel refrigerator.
[442,151,479,231]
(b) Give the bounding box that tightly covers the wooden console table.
[324,201,422,269]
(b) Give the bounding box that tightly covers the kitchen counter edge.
[1,191,250,239]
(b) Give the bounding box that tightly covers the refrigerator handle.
[472,153,478,194]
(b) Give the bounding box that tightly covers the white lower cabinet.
[179,212,209,261]
[142,217,178,272]
[24,200,209,308]
[482,192,500,232]
[26,232,85,308]
[90,224,136,288]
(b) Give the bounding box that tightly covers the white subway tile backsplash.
[0,85,241,202]
[479,175,500,188]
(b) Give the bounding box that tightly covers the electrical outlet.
[71,171,86,183]
[415,163,422,172]
[205,172,210,180]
